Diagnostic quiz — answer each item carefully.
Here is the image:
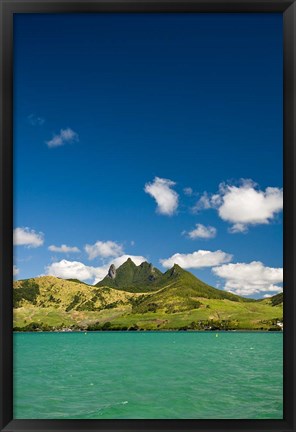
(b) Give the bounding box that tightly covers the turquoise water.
[14,331,283,419]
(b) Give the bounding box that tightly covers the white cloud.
[28,114,45,126]
[48,244,80,253]
[194,179,283,232]
[45,260,100,282]
[45,254,147,284]
[46,128,79,148]
[13,265,19,276]
[13,227,44,248]
[85,240,124,260]
[186,223,217,239]
[183,187,193,196]
[212,261,283,296]
[160,250,232,269]
[144,177,179,216]
[193,192,212,212]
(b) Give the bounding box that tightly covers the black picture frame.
[0,1,295,431]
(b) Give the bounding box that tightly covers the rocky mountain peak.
[149,263,155,273]
[108,264,116,279]
[125,257,136,266]
[169,264,183,277]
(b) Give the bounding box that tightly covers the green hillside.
[158,264,254,301]
[258,292,283,307]
[13,275,137,311]
[65,278,89,285]
[13,260,283,332]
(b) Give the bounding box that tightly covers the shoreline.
[13,328,283,333]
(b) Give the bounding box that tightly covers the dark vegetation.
[13,280,40,307]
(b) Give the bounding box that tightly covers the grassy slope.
[13,275,283,331]
[147,265,255,303]
[13,276,140,315]
[259,292,283,307]
[111,303,283,330]
[13,298,283,330]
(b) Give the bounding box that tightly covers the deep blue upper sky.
[13,13,283,297]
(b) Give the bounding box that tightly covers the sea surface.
[14,331,283,419]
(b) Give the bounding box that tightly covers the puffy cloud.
[194,179,283,232]
[28,114,45,126]
[45,260,100,282]
[160,250,232,269]
[48,244,80,253]
[212,261,283,296]
[46,128,79,148]
[85,240,123,260]
[186,223,217,239]
[13,265,19,276]
[218,181,283,232]
[144,177,179,216]
[13,227,44,248]
[45,254,147,284]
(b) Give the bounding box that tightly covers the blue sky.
[13,13,283,298]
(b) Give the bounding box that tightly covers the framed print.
[0,0,295,431]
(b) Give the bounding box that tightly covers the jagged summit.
[126,257,135,263]
[96,259,163,292]
[165,263,184,277]
[95,258,256,303]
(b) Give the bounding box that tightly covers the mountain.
[157,264,253,301]
[13,260,283,332]
[96,258,163,292]
[129,264,254,315]
[97,260,251,302]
